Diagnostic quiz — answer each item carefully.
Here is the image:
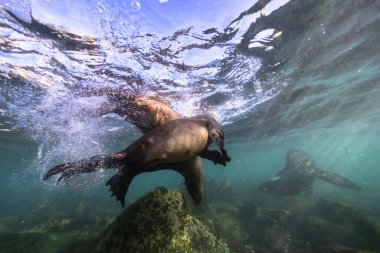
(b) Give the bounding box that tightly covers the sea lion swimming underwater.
[43,115,231,206]
[96,90,230,164]
[75,88,229,164]
[258,149,360,196]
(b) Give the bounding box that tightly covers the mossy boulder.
[0,217,110,253]
[299,198,380,252]
[314,245,377,253]
[245,205,307,253]
[94,187,229,253]
[205,201,246,247]
[181,179,247,251]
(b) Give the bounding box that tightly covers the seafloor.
[1,180,379,253]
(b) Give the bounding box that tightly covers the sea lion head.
[194,115,225,148]
[207,117,225,148]
[286,149,315,174]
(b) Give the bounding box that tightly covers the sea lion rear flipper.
[315,168,361,190]
[200,149,230,166]
[106,172,135,207]
[43,153,125,185]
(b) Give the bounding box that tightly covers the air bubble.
[131,1,141,13]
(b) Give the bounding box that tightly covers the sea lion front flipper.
[106,172,135,207]
[199,149,229,166]
[220,148,231,162]
[43,153,126,184]
[314,168,361,190]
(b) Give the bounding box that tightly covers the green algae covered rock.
[300,198,380,252]
[314,245,377,253]
[94,187,229,253]
[204,201,246,247]
[181,179,247,251]
[0,217,111,253]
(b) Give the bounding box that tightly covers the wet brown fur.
[111,117,216,168]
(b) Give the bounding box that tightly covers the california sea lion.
[258,149,360,196]
[43,115,230,206]
[76,88,229,163]
[44,89,230,204]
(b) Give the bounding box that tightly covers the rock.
[0,208,112,253]
[207,201,247,247]
[299,198,380,252]
[0,222,106,253]
[180,178,247,252]
[94,187,229,253]
[314,245,378,253]
[245,205,308,253]
[314,245,358,253]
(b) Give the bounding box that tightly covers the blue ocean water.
[1,0,380,252]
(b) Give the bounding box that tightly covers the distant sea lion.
[258,149,360,196]
[43,115,230,206]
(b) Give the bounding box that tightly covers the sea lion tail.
[315,168,361,190]
[106,172,135,207]
[43,153,125,185]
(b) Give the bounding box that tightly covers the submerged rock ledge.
[94,187,229,253]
